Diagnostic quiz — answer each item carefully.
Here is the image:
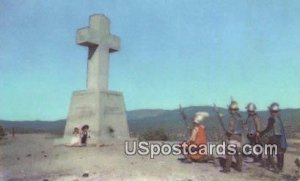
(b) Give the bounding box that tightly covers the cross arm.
[107,35,120,53]
[76,27,98,47]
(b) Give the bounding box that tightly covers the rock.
[26,154,31,157]
[82,173,89,177]
[44,154,47,158]
[295,158,300,168]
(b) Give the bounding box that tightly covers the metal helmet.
[246,103,257,112]
[269,102,280,111]
[228,100,239,110]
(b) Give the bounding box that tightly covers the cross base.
[56,90,130,145]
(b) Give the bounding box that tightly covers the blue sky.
[0,0,299,120]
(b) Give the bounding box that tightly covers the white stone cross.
[76,14,120,91]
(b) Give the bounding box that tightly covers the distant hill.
[0,119,66,134]
[127,106,300,140]
[127,109,166,120]
[1,106,299,140]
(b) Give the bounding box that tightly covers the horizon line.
[1,105,299,122]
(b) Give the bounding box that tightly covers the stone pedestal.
[61,90,129,144]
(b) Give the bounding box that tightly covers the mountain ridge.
[1,106,299,139]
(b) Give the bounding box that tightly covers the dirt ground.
[0,134,299,181]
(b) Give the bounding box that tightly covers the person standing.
[220,100,244,173]
[245,103,262,162]
[260,103,287,172]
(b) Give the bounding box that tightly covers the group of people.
[180,100,287,174]
[68,124,90,146]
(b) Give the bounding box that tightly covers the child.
[81,125,90,146]
[69,127,81,146]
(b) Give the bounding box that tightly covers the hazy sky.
[0,0,299,120]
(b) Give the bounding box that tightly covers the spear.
[213,103,226,133]
[178,104,191,139]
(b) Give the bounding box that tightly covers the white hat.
[193,112,209,124]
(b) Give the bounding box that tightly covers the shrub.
[140,128,169,141]
[0,125,5,140]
